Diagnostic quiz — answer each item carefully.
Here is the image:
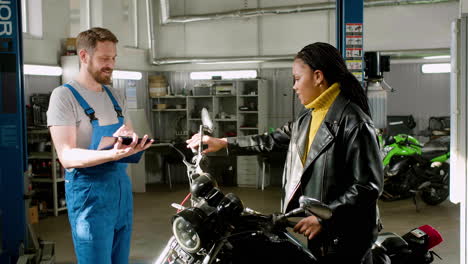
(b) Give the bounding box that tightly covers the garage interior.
[1,0,467,263]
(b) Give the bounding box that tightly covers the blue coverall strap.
[63,84,98,122]
[102,85,124,117]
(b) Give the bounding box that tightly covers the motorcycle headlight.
[172,208,207,253]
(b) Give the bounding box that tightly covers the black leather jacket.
[227,94,383,261]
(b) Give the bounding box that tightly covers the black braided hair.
[295,42,371,117]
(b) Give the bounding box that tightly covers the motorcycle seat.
[421,137,449,160]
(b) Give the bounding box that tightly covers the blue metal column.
[0,0,27,263]
[336,0,364,83]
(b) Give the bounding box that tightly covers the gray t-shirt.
[47,80,130,149]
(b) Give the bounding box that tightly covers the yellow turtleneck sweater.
[303,83,341,163]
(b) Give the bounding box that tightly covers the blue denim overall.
[63,84,133,264]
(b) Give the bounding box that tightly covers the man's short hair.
[76,27,118,54]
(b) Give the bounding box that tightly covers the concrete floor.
[34,184,459,264]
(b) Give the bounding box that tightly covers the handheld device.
[97,136,153,150]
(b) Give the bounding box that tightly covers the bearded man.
[47,27,152,264]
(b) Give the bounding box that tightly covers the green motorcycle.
[380,134,450,206]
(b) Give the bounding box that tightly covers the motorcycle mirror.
[201,108,213,134]
[299,196,332,220]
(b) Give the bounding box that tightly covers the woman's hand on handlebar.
[293,215,322,240]
[186,133,228,154]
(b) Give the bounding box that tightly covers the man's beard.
[88,60,113,85]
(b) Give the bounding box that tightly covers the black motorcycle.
[154,109,444,264]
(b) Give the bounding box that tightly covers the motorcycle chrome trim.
[299,196,333,220]
[153,236,176,264]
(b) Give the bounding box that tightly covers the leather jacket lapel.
[285,95,350,211]
[303,122,335,171]
[283,111,309,211]
[302,94,349,172]
[295,111,311,159]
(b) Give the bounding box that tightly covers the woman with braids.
[187,42,383,264]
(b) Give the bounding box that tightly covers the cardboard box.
[65,37,77,55]
[29,206,39,224]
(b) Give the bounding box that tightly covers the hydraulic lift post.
[0,0,28,263]
[336,0,364,83]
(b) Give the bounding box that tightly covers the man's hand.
[111,125,153,160]
[293,215,322,240]
[113,124,135,138]
[186,133,228,154]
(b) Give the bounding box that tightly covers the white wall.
[384,63,450,136]
[155,0,335,58]
[25,0,457,70]
[152,0,458,71]
[365,3,457,51]
[87,0,154,71]
[23,0,154,71]
[23,0,70,65]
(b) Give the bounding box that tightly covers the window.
[69,0,80,37]
[21,0,42,38]
[121,0,138,48]
[21,0,27,33]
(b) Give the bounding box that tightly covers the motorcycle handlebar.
[287,220,298,228]
[399,137,423,148]
[409,143,423,148]
[396,141,423,149]
[244,208,301,229]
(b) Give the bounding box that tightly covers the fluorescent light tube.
[190,70,257,80]
[421,63,451,74]
[24,64,63,76]
[423,55,451,60]
[197,61,264,65]
[112,70,142,80]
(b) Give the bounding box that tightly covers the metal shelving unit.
[235,80,269,187]
[152,109,187,112]
[150,96,189,142]
[214,119,237,122]
[29,152,53,159]
[149,79,268,187]
[31,178,65,183]
[28,129,66,217]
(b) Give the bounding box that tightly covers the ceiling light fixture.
[190,70,257,80]
[421,63,451,74]
[423,55,451,60]
[24,64,63,76]
[112,70,143,80]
